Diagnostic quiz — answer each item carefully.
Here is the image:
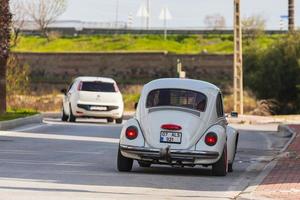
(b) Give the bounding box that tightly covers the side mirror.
[230,111,238,118]
[61,88,67,94]
[134,102,138,110]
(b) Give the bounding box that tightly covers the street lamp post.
[233,0,244,114]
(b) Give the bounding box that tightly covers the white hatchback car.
[61,77,124,123]
[118,78,239,176]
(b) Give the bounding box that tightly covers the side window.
[68,81,75,92]
[216,93,224,118]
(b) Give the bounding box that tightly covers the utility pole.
[288,0,295,31]
[159,7,172,40]
[233,0,244,114]
[146,0,150,29]
[115,0,119,28]
[127,13,133,28]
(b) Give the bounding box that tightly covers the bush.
[6,55,30,96]
[244,33,300,114]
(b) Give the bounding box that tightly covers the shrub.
[6,55,30,96]
[244,33,300,114]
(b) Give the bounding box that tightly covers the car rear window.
[146,89,207,112]
[81,81,116,92]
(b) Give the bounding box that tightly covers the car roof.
[75,76,115,83]
[143,78,220,95]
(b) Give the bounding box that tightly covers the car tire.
[69,105,76,122]
[138,161,151,168]
[212,145,228,176]
[116,118,123,124]
[117,147,133,172]
[62,108,68,122]
[107,118,114,123]
[228,134,239,173]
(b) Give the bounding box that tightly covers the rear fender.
[195,124,226,157]
[226,126,239,163]
[120,118,145,147]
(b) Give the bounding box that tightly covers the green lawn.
[12,34,281,54]
[0,109,38,121]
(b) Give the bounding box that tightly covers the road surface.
[0,118,289,200]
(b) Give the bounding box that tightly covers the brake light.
[125,126,138,140]
[205,132,218,146]
[77,81,83,91]
[161,124,182,131]
[114,82,120,92]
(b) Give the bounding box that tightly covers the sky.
[59,0,300,29]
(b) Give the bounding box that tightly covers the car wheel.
[69,105,76,122]
[116,118,123,124]
[138,161,151,168]
[212,145,228,176]
[229,134,239,173]
[107,118,114,123]
[61,108,68,122]
[117,147,133,172]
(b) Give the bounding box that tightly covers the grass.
[123,93,141,111]
[0,108,38,121]
[12,34,281,54]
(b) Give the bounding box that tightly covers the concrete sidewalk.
[252,124,300,200]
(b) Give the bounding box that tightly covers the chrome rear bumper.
[120,145,219,161]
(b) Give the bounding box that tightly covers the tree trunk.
[0,0,11,114]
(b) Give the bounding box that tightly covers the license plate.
[90,106,107,111]
[160,131,182,144]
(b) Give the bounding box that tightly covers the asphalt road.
[0,119,289,200]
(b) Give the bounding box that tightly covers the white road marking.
[10,124,48,132]
[1,131,119,144]
[0,178,236,200]
[0,149,105,155]
[43,119,125,127]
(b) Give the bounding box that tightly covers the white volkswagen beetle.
[118,78,239,176]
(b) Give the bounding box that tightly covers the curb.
[279,125,297,153]
[237,124,297,200]
[0,114,43,131]
[277,124,294,137]
[42,112,60,118]
[237,161,278,200]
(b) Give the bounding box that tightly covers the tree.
[0,0,12,114]
[204,14,226,30]
[244,33,300,114]
[242,14,266,40]
[10,0,26,47]
[25,0,67,37]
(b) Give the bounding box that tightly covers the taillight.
[205,132,218,146]
[114,82,120,92]
[77,81,83,91]
[161,124,182,131]
[125,126,138,140]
